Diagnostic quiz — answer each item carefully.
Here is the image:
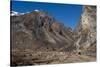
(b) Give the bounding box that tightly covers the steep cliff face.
[75,6,96,54]
[11,10,75,51]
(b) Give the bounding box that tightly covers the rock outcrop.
[74,6,96,55]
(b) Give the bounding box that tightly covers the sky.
[11,0,83,30]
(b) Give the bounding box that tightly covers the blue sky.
[11,0,83,30]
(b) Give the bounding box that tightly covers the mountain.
[11,10,75,51]
[74,6,96,56]
[11,6,96,66]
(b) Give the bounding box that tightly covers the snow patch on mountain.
[34,9,39,12]
[10,11,25,16]
[11,9,40,16]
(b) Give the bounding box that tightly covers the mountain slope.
[11,10,75,51]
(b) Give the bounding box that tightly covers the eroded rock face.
[75,6,96,53]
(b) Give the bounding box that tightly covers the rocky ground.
[11,49,96,66]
